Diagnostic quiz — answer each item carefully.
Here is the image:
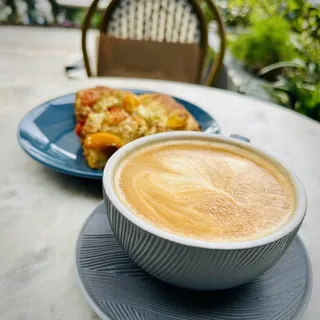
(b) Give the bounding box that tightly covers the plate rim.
[17,90,220,179]
[75,201,313,320]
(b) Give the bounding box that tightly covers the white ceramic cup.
[103,132,307,290]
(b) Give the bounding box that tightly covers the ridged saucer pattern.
[76,202,312,320]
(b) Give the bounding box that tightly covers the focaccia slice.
[74,87,201,169]
[137,94,201,133]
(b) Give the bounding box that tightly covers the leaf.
[259,60,306,76]
[271,79,290,89]
[261,84,291,108]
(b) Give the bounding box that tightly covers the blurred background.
[0,0,319,121]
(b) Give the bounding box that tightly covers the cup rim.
[103,132,307,250]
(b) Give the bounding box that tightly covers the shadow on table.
[42,167,103,200]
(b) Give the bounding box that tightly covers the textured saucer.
[76,202,312,320]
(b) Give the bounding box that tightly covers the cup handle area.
[230,134,250,143]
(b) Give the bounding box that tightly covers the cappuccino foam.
[114,139,295,242]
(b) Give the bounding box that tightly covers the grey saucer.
[76,202,312,320]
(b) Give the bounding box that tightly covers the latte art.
[114,140,295,242]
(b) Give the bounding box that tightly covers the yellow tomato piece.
[167,111,189,129]
[84,132,123,150]
[123,94,140,113]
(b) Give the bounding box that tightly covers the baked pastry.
[75,86,201,169]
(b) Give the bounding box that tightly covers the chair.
[82,0,226,86]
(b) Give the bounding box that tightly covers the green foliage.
[262,48,320,121]
[72,9,102,28]
[227,0,319,76]
[265,77,320,121]
[225,0,320,121]
[220,4,250,27]
[222,0,314,27]
[229,16,297,73]
[284,2,320,39]
[64,7,83,25]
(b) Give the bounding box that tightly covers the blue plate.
[18,90,220,179]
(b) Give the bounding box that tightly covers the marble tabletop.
[1,78,320,320]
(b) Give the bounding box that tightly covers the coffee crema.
[114,139,295,242]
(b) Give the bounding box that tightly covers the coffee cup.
[103,132,306,290]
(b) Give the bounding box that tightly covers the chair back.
[82,0,226,86]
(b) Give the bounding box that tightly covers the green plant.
[229,16,297,76]
[285,2,320,39]
[261,48,320,121]
[265,76,320,121]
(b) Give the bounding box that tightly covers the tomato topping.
[75,123,83,136]
[80,90,100,107]
[107,107,128,125]
[75,117,87,136]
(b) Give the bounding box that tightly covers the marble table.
[1,78,319,319]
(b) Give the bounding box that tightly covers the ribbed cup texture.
[104,194,299,290]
